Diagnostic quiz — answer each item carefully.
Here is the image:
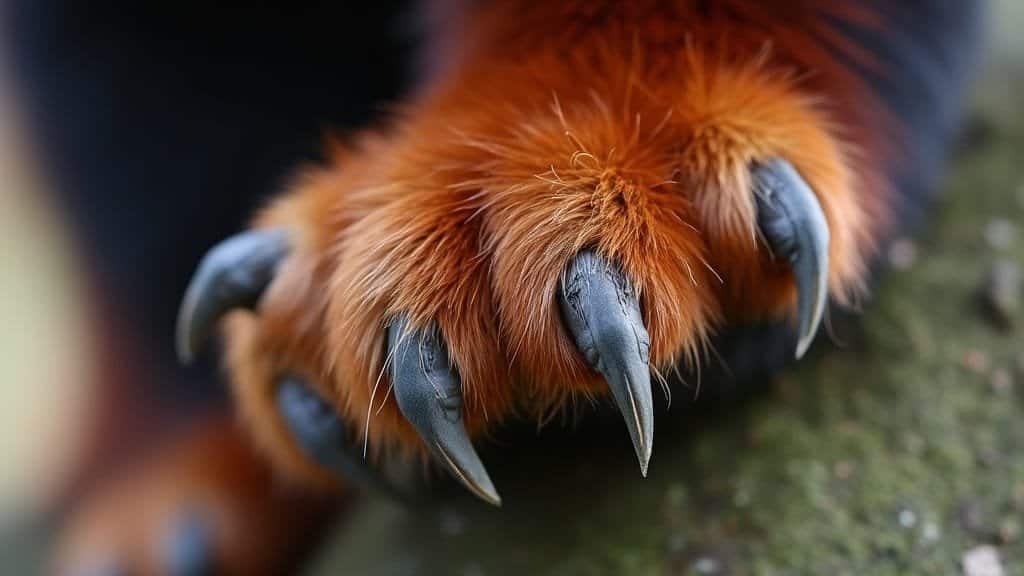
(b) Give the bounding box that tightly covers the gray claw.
[753,159,830,359]
[559,250,654,476]
[162,512,215,576]
[387,316,501,506]
[175,229,289,364]
[277,377,396,496]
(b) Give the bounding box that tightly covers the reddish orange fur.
[53,419,334,575]
[223,0,890,484]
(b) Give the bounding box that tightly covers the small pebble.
[898,509,917,529]
[962,545,1004,576]
[980,260,1021,330]
[985,219,1018,250]
[692,556,721,575]
[888,238,918,270]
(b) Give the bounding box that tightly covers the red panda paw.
[176,51,877,505]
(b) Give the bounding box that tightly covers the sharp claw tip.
[483,491,503,507]
[637,438,652,477]
[795,329,816,359]
[433,440,502,507]
[754,159,829,364]
[618,375,653,481]
[795,343,809,360]
[465,477,503,508]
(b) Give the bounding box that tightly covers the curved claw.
[277,376,408,501]
[753,159,830,359]
[387,316,501,506]
[559,250,654,476]
[175,229,289,364]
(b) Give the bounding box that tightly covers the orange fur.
[223,0,890,484]
[53,419,334,575]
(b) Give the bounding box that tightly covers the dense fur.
[223,0,901,482]
[47,1,982,573]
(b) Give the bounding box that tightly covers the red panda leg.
[52,416,338,576]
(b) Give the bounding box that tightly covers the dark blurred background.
[0,0,420,566]
[3,1,418,396]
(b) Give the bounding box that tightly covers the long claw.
[560,251,654,476]
[387,316,501,506]
[753,159,830,359]
[175,229,289,364]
